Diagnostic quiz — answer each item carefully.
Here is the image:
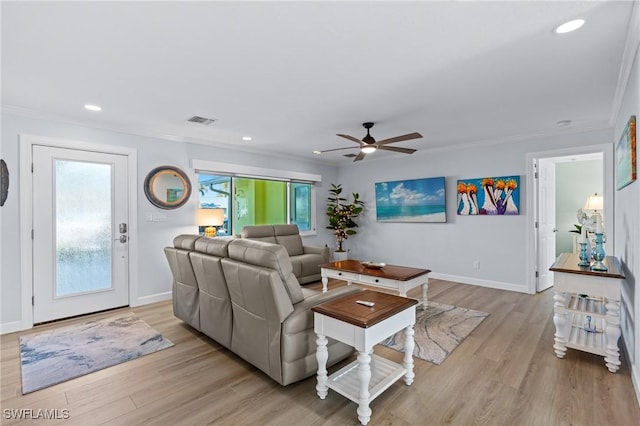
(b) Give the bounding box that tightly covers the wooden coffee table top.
[312,290,418,328]
[320,259,430,281]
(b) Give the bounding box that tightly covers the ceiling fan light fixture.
[361,145,377,154]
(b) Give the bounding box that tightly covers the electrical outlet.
[473,261,480,270]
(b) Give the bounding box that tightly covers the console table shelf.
[549,253,625,373]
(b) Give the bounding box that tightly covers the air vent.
[343,153,357,158]
[187,116,216,125]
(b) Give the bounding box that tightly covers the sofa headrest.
[173,234,202,250]
[273,224,300,236]
[241,225,275,239]
[227,239,304,304]
[194,236,234,257]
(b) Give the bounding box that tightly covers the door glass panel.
[291,182,311,231]
[55,160,112,297]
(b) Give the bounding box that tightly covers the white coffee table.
[312,290,418,425]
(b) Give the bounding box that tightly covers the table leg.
[421,279,429,310]
[316,334,328,399]
[553,291,568,358]
[357,350,372,425]
[403,325,415,385]
[604,299,621,373]
[321,270,328,293]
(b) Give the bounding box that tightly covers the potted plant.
[326,183,365,253]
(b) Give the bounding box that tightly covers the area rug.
[20,313,174,394]
[380,302,489,365]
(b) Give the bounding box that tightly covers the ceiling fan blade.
[337,134,364,145]
[353,151,367,162]
[378,145,417,154]
[376,132,423,146]
[319,146,359,153]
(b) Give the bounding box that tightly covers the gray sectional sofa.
[240,224,330,284]
[164,235,362,386]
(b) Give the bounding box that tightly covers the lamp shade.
[196,208,225,226]
[583,193,603,212]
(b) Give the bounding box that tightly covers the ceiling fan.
[318,122,423,162]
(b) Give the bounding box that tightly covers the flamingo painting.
[456,175,520,215]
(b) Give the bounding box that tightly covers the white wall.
[0,111,338,332]
[335,128,613,293]
[613,33,640,401]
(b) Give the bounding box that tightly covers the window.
[197,173,314,236]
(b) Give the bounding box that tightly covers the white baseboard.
[429,272,528,294]
[132,291,172,307]
[0,320,27,335]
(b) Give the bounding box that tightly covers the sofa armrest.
[282,286,363,334]
[303,245,330,262]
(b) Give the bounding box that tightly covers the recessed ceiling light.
[242,136,252,141]
[557,120,572,127]
[554,19,585,34]
[84,104,102,112]
[313,150,322,155]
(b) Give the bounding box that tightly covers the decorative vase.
[333,250,348,262]
[591,232,608,271]
[578,242,590,267]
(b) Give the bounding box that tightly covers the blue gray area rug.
[380,302,488,365]
[20,313,173,394]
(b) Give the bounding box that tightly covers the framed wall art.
[375,176,446,223]
[615,115,636,190]
[457,175,520,215]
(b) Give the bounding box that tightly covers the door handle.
[114,235,128,243]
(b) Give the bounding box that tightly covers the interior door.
[32,145,129,323]
[537,159,556,292]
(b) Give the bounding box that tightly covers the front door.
[32,145,129,323]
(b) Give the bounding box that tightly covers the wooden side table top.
[549,253,625,279]
[319,259,430,281]
[311,290,418,328]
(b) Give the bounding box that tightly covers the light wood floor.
[2,279,639,425]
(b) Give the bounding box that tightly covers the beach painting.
[457,175,520,215]
[375,177,446,223]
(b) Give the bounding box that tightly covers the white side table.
[312,290,418,425]
[549,253,625,372]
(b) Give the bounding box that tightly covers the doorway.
[526,144,613,294]
[19,135,138,328]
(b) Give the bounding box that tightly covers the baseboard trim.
[429,272,528,294]
[0,320,26,335]
[132,291,172,307]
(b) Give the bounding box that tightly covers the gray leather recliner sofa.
[240,224,330,284]
[164,235,362,386]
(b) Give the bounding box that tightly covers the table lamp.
[196,208,225,237]
[583,193,603,215]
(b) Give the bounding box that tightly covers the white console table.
[549,253,625,373]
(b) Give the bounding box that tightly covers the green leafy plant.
[569,224,583,234]
[326,183,365,252]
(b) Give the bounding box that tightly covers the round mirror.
[144,166,192,209]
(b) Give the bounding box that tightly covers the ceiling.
[1,1,636,165]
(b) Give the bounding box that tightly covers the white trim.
[18,134,138,331]
[0,321,25,335]
[525,144,614,295]
[191,159,321,182]
[429,272,527,294]
[133,291,172,306]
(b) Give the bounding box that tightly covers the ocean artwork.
[375,177,446,223]
[457,175,520,215]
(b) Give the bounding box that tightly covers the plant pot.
[333,251,348,262]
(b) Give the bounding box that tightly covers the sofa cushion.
[173,234,202,250]
[194,236,233,258]
[273,224,304,256]
[227,239,304,304]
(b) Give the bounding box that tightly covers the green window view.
[197,173,312,235]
